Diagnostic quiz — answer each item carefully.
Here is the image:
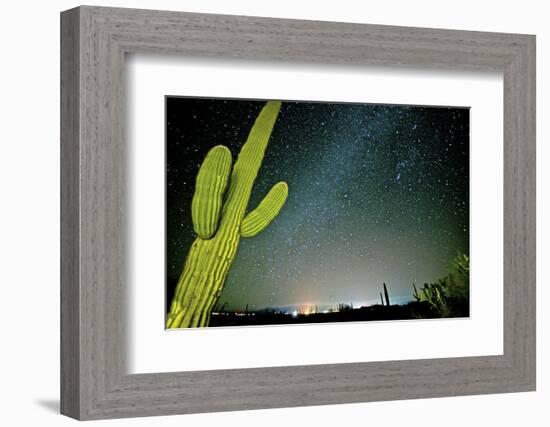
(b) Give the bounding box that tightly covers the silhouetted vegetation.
[209,252,469,327]
[412,252,469,318]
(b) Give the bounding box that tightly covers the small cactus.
[383,282,391,306]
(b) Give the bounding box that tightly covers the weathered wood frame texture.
[60,5,536,420]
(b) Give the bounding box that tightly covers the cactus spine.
[166,101,288,329]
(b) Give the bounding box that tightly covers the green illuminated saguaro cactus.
[166,101,288,329]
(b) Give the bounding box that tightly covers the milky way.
[166,97,469,311]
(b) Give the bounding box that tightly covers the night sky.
[166,97,469,312]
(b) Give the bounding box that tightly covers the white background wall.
[0,0,547,425]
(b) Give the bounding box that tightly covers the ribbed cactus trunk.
[166,101,288,329]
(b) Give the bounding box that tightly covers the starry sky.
[166,97,469,312]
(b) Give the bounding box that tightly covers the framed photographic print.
[61,5,536,420]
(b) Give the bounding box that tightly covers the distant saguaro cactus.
[166,101,288,329]
[383,282,391,306]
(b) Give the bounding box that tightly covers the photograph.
[165,97,470,329]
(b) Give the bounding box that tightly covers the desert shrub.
[413,253,469,318]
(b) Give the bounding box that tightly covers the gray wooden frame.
[60,5,536,420]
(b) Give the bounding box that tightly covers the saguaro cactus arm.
[241,181,288,238]
[191,145,232,239]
